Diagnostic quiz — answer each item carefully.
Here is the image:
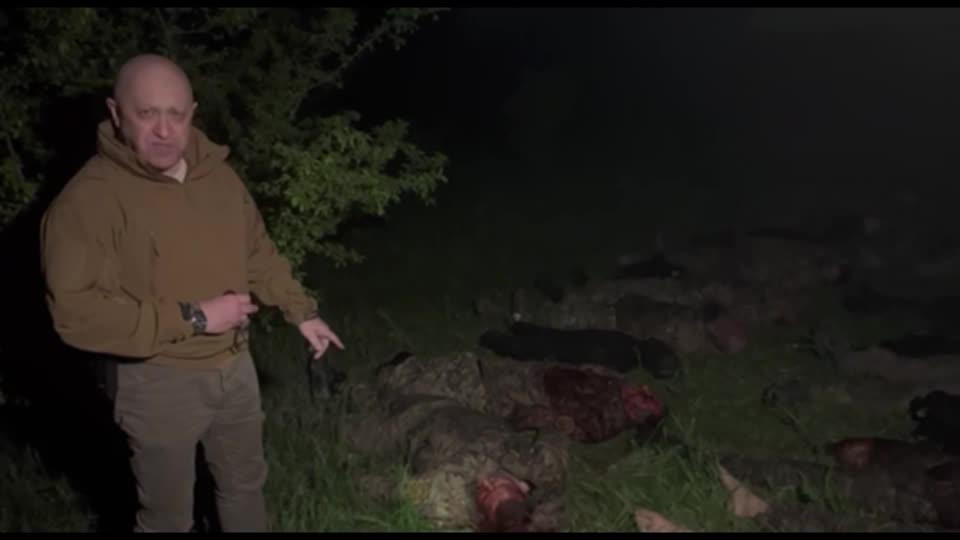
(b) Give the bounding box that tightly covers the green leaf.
[0,7,450,307]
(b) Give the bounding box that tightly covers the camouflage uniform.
[614,294,716,355]
[510,277,703,332]
[510,277,733,356]
[342,352,570,531]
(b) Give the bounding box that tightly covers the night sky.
[340,7,960,216]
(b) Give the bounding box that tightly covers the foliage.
[0,7,449,277]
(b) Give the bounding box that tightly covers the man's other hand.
[298,317,345,359]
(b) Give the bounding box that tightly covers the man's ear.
[106,97,121,129]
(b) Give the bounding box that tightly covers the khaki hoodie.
[41,120,318,369]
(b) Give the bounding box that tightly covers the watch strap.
[178,301,207,335]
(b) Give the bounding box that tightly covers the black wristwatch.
[179,301,207,335]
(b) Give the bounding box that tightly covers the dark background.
[335,7,960,223]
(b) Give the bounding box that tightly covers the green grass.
[0,156,939,532]
[0,444,90,531]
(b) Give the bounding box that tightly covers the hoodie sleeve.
[41,187,195,358]
[241,183,319,325]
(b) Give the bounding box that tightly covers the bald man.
[40,54,344,532]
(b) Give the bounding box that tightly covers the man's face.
[107,66,197,173]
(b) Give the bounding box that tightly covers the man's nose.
[153,115,172,138]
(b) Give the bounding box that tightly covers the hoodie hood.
[96,119,231,183]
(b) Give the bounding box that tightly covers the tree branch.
[287,9,443,122]
[4,133,26,185]
[154,8,178,60]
